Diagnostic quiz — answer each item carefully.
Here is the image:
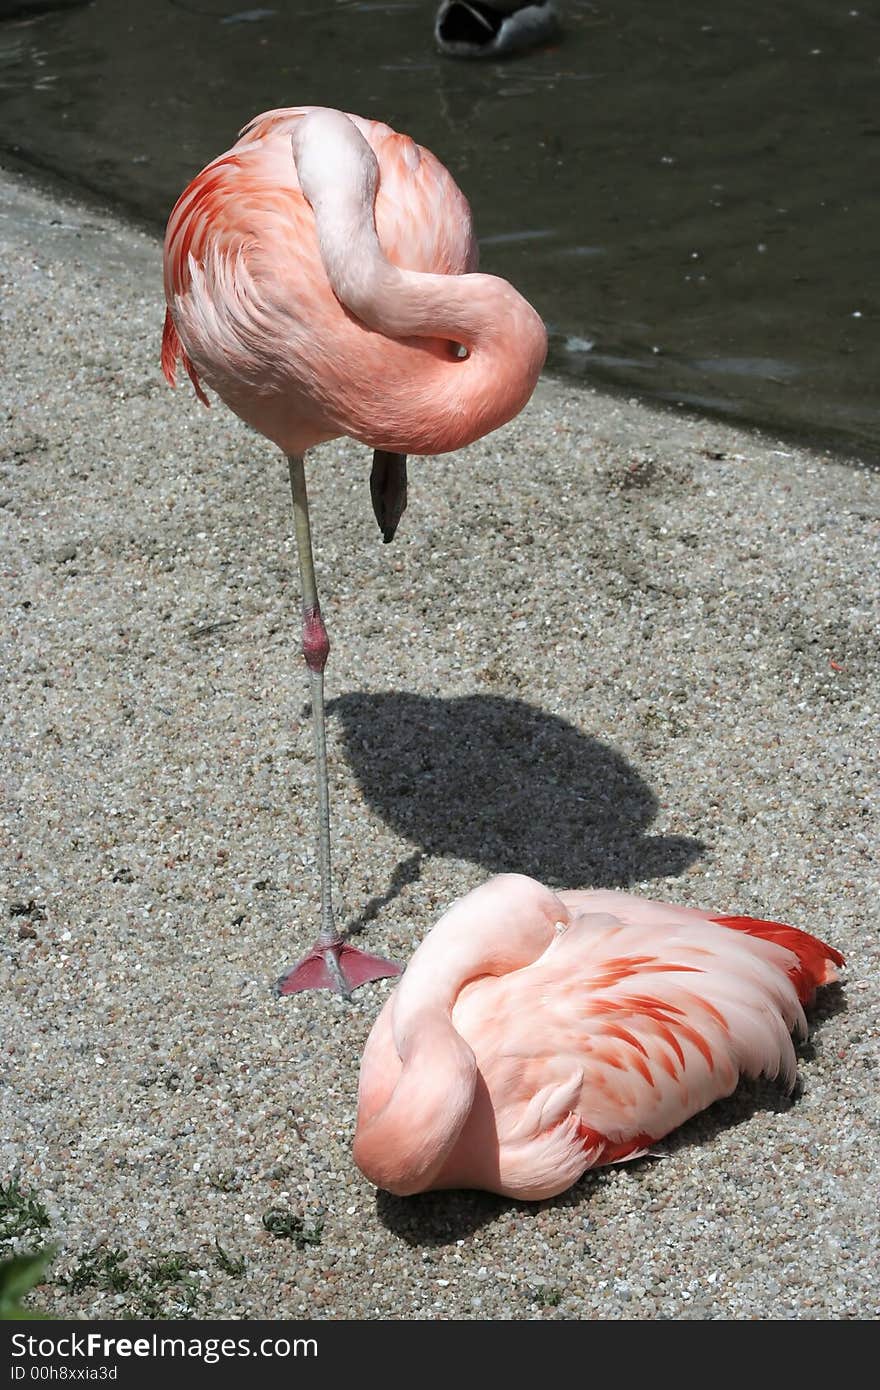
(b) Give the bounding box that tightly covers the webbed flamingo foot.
[277,938,402,998]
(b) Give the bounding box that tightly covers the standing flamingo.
[354,875,844,1198]
[161,107,547,996]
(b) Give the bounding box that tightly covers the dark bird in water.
[434,1,561,60]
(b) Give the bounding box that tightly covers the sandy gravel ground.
[1,166,878,1321]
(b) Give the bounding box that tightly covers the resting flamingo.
[161,107,547,995]
[354,875,844,1199]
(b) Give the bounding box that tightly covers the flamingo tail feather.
[162,307,209,407]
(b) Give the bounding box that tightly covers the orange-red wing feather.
[711,915,845,1002]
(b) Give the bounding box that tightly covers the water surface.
[1,0,877,461]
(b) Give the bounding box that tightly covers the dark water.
[2,0,878,462]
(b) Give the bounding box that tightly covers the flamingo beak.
[370,449,408,543]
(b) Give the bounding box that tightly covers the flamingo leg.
[276,454,402,998]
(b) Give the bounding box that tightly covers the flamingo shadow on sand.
[329,691,704,920]
[374,980,847,1245]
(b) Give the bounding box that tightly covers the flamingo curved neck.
[354,877,570,1195]
[353,1013,477,1197]
[291,109,547,454]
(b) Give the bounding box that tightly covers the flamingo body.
[162,106,547,457]
[354,875,843,1200]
